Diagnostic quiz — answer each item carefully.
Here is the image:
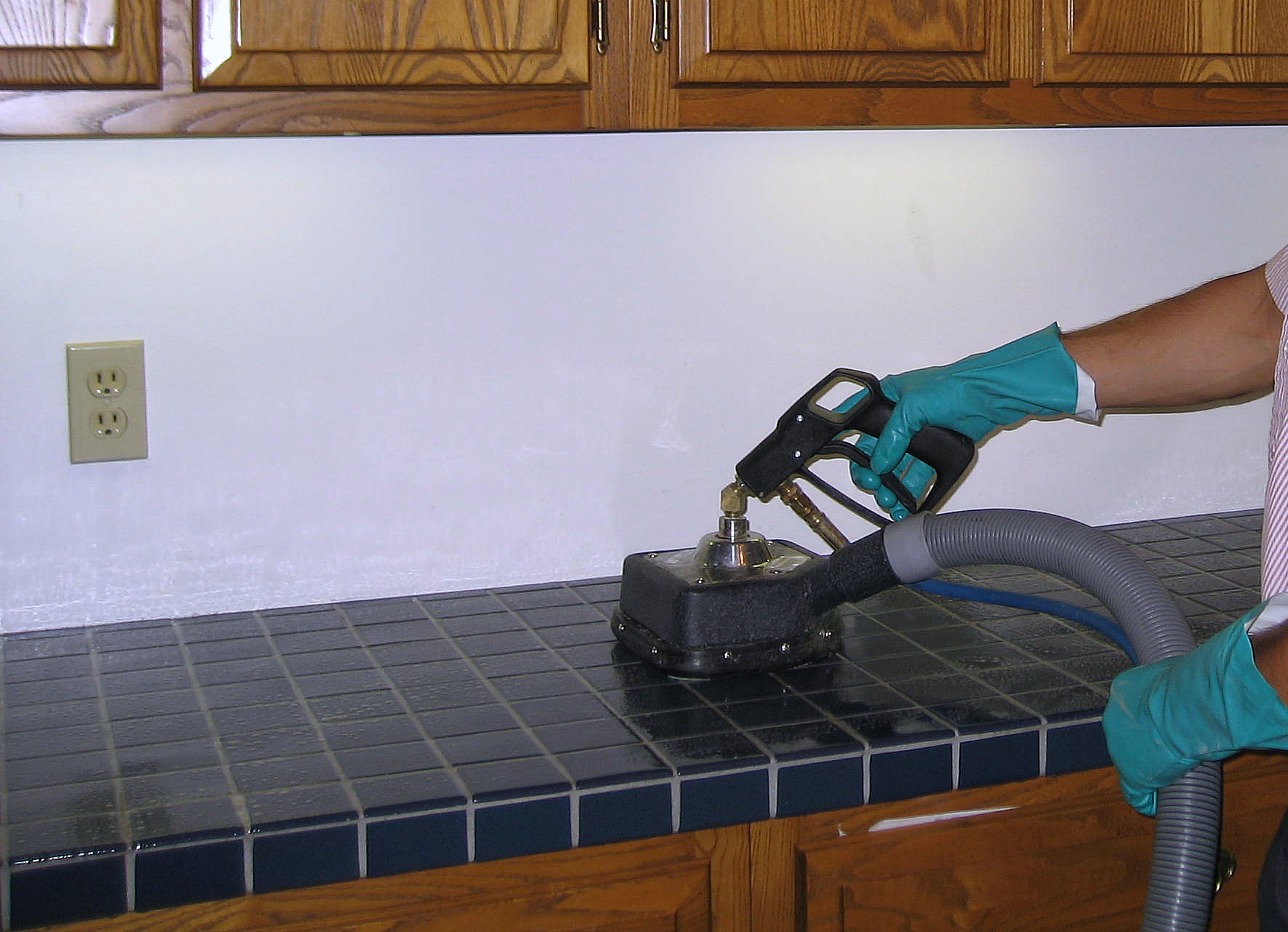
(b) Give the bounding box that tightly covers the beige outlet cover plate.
[67,340,148,464]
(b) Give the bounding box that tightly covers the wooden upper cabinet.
[1043,0,1288,82]
[196,0,589,88]
[677,0,1007,84]
[0,0,158,86]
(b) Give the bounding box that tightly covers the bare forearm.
[1062,266,1282,410]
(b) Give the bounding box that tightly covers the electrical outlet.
[67,340,148,463]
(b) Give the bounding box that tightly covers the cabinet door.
[676,0,1008,84]
[197,0,588,88]
[758,757,1288,931]
[0,0,158,86]
[1043,0,1288,83]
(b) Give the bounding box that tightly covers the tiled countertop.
[0,511,1264,929]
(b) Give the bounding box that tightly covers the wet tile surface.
[0,510,1264,929]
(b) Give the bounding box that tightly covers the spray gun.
[612,370,976,676]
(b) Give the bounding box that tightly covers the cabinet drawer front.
[0,0,159,86]
[1044,0,1288,83]
[198,0,588,88]
[679,0,1006,84]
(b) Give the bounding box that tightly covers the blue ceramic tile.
[580,784,672,847]
[121,767,231,807]
[679,770,769,831]
[282,648,375,677]
[367,809,469,876]
[457,756,570,803]
[654,733,768,775]
[532,718,639,754]
[420,704,521,739]
[778,756,864,817]
[5,675,98,705]
[491,670,588,701]
[959,731,1041,789]
[842,708,952,748]
[231,755,341,793]
[202,677,296,708]
[434,610,524,636]
[370,639,462,666]
[496,586,579,610]
[308,691,406,723]
[452,629,545,656]
[354,619,442,645]
[8,813,124,863]
[7,782,116,826]
[516,603,604,628]
[436,729,544,766]
[322,715,425,750]
[129,797,244,844]
[473,650,567,678]
[5,751,114,790]
[928,696,1037,734]
[272,628,363,652]
[718,695,827,730]
[1046,720,1111,775]
[9,855,126,929]
[221,727,326,763]
[6,699,102,732]
[253,824,360,893]
[558,744,670,788]
[748,721,862,760]
[334,741,442,780]
[630,706,733,742]
[5,723,108,759]
[135,840,245,910]
[868,744,953,803]
[344,599,429,625]
[244,785,357,832]
[352,770,466,817]
[474,797,572,861]
[112,713,212,748]
[509,693,614,728]
[212,701,310,734]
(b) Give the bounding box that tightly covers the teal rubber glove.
[849,324,1083,518]
[1103,601,1288,817]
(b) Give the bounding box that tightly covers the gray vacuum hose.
[884,509,1221,932]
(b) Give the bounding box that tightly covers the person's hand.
[848,324,1086,519]
[1103,598,1288,817]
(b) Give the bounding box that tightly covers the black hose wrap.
[882,509,1220,932]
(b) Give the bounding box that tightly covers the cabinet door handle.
[592,0,609,54]
[651,0,670,52]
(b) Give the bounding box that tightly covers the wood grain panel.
[1044,0,1288,83]
[197,0,587,87]
[678,0,1006,83]
[0,0,157,87]
[50,825,747,932]
[710,0,983,53]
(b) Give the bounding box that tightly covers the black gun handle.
[735,368,975,513]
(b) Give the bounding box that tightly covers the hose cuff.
[882,513,942,584]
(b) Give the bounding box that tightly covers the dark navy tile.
[8,813,124,863]
[679,770,769,831]
[6,699,102,732]
[354,619,442,645]
[308,691,406,722]
[474,797,572,861]
[9,855,126,929]
[959,731,1041,789]
[261,606,347,631]
[630,706,733,742]
[333,741,442,780]
[221,727,327,763]
[253,824,360,894]
[452,629,545,656]
[1046,720,1111,775]
[532,717,640,754]
[685,673,787,704]
[231,755,341,794]
[136,840,246,910]
[272,628,363,653]
[748,720,862,760]
[598,681,705,715]
[972,663,1081,695]
[367,809,469,876]
[1011,686,1106,721]
[772,658,875,693]
[5,751,114,790]
[419,591,506,618]
[778,756,865,816]
[928,696,1037,733]
[509,692,614,727]
[718,695,827,730]
[398,677,496,711]
[473,650,567,678]
[99,665,194,697]
[868,744,953,803]
[491,670,588,701]
[653,733,769,775]
[7,782,116,825]
[212,702,310,734]
[535,623,609,649]
[282,648,374,677]
[343,599,428,625]
[5,723,108,759]
[192,656,281,686]
[436,729,544,765]
[842,708,952,747]
[244,785,356,831]
[89,620,176,651]
[322,715,424,750]
[112,713,212,748]
[3,631,90,661]
[122,767,231,808]
[457,756,570,803]
[5,675,98,705]
[103,689,200,721]
[201,677,296,708]
[580,784,672,847]
[857,652,957,682]
[352,770,466,817]
[558,744,670,788]
[496,586,580,610]
[516,602,604,628]
[179,615,262,642]
[4,654,93,682]
[293,669,389,698]
[129,797,244,844]
[370,639,463,666]
[420,704,521,739]
[434,610,524,636]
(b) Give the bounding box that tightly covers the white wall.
[3,126,1287,632]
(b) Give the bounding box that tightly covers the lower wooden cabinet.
[50,754,1288,932]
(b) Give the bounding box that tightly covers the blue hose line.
[910,577,1139,664]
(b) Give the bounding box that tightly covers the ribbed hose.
[886,509,1221,932]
